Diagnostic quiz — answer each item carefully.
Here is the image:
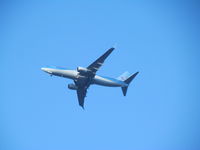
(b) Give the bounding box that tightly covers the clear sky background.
[1,0,200,150]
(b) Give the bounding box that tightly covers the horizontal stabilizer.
[121,72,139,96]
[124,72,139,84]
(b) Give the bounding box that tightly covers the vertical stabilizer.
[117,71,130,81]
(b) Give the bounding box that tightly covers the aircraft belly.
[52,70,78,79]
[62,70,78,79]
[93,76,121,87]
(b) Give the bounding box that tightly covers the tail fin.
[117,71,130,81]
[121,72,139,96]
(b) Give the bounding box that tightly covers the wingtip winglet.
[80,105,85,110]
[109,47,115,51]
[113,43,117,49]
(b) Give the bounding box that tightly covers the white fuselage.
[41,67,127,87]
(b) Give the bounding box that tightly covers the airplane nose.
[41,67,49,73]
[41,67,47,71]
[41,67,52,74]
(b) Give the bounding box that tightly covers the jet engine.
[77,67,88,73]
[68,84,78,90]
[77,67,91,74]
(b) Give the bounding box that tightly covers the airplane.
[41,48,139,109]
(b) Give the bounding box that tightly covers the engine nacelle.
[77,67,88,73]
[68,84,78,90]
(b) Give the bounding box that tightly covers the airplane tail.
[120,72,139,96]
[117,71,130,81]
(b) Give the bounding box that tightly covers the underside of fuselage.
[41,68,127,87]
[92,75,127,87]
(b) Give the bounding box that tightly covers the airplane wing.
[87,47,115,75]
[76,88,87,109]
[75,48,115,109]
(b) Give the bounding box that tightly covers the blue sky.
[1,0,200,150]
